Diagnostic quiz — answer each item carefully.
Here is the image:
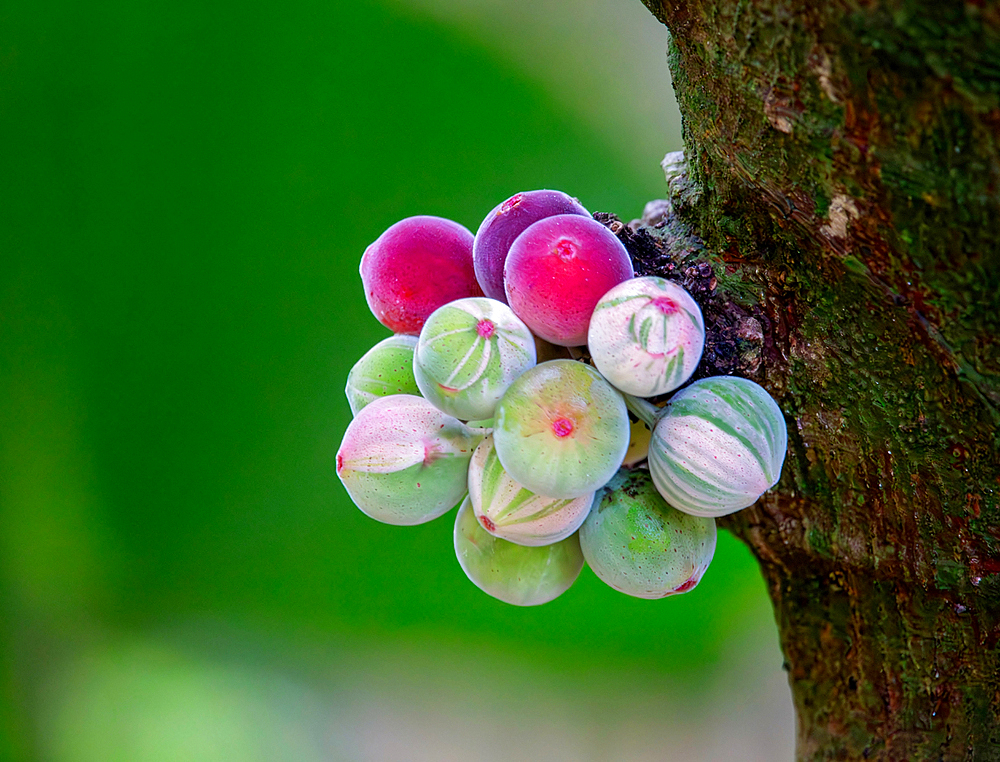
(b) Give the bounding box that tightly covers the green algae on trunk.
[637,0,1000,758]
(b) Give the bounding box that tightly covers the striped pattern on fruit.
[454,496,584,606]
[468,435,594,546]
[588,276,704,397]
[414,297,536,421]
[648,376,787,518]
[336,395,481,525]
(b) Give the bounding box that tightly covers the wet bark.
[633,1,1000,759]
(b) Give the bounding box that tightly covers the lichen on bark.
[635,0,1000,759]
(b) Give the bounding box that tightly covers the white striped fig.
[453,496,584,606]
[648,376,787,517]
[345,335,420,415]
[493,359,629,499]
[468,435,594,546]
[580,469,716,599]
[414,297,536,422]
[588,276,705,397]
[336,395,481,525]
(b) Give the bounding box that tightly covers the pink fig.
[360,216,483,335]
[504,214,633,346]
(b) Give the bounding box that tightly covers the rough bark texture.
[632,1,1000,759]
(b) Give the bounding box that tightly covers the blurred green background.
[0,0,793,759]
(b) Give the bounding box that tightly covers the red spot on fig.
[674,577,699,594]
[651,296,679,315]
[551,417,575,438]
[500,194,523,214]
[423,441,441,467]
[479,515,496,532]
[553,238,576,261]
[336,453,344,473]
[476,319,496,339]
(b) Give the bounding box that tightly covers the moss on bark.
[638,0,1000,758]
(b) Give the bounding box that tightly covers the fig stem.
[623,394,661,429]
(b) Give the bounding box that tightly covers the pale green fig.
[493,359,629,499]
[588,276,704,397]
[580,469,716,599]
[622,415,653,467]
[648,376,787,517]
[345,335,420,415]
[453,496,584,606]
[468,435,594,546]
[336,394,480,525]
[414,297,536,421]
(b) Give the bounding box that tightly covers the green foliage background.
[0,1,788,758]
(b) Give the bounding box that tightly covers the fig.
[454,496,584,606]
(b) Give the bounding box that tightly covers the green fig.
[580,469,716,599]
[588,276,705,398]
[414,297,536,421]
[468,435,594,546]
[493,360,629,499]
[336,395,480,525]
[454,496,584,606]
[648,376,787,517]
[345,335,420,415]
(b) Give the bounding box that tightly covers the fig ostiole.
[468,435,594,546]
[336,395,481,525]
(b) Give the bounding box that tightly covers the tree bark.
[633,1,1000,759]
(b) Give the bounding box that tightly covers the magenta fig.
[360,216,483,335]
[504,214,633,346]
[473,190,590,302]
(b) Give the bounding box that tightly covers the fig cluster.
[338,190,787,606]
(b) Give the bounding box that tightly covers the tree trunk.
[633,1,1000,759]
